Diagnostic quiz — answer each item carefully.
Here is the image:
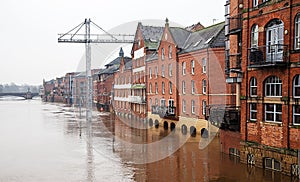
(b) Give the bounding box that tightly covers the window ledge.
[261,121,282,127]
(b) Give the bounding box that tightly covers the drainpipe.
[245,2,250,142]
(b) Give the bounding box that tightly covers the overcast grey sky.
[0,0,225,85]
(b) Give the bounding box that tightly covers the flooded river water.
[0,98,296,181]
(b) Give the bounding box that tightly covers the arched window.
[265,19,284,62]
[295,14,300,49]
[251,24,258,48]
[161,48,165,60]
[264,76,282,97]
[250,77,257,97]
[293,75,300,98]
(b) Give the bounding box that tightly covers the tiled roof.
[140,24,164,50]
[179,22,225,54]
[169,27,191,48]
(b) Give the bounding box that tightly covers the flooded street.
[0,98,296,181]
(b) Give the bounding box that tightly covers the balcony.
[228,13,242,35]
[248,45,288,68]
[128,95,146,104]
[151,105,177,119]
[207,106,240,132]
[226,53,242,83]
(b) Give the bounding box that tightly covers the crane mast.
[58,18,134,122]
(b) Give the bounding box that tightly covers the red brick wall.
[220,130,241,154]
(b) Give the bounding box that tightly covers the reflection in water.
[0,98,296,181]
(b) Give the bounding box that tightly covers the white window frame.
[168,63,172,76]
[161,48,165,60]
[191,80,195,94]
[251,24,258,48]
[149,68,152,79]
[191,60,195,75]
[182,81,186,94]
[202,79,207,94]
[253,0,258,7]
[160,99,166,107]
[265,76,282,97]
[155,82,158,94]
[202,58,207,73]
[168,45,172,59]
[295,14,300,50]
[191,100,195,114]
[293,105,300,125]
[161,65,165,77]
[265,104,282,123]
[182,62,186,75]
[250,103,257,121]
[162,82,165,94]
[149,83,152,94]
[169,81,172,94]
[182,99,186,113]
[250,77,257,97]
[293,75,300,98]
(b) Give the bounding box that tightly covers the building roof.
[179,22,225,54]
[169,27,191,48]
[140,24,164,50]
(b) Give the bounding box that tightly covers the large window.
[265,76,282,97]
[265,104,282,123]
[182,62,186,75]
[191,80,195,94]
[264,158,281,171]
[191,100,195,114]
[191,60,195,75]
[149,68,152,79]
[168,64,172,76]
[169,81,173,94]
[295,14,300,49]
[160,99,166,107]
[182,81,186,94]
[161,65,165,77]
[266,19,284,62]
[293,105,300,125]
[149,83,152,94]
[293,75,300,98]
[161,48,165,60]
[168,45,172,59]
[250,77,257,97]
[251,24,258,48]
[202,79,207,94]
[250,103,257,121]
[182,99,186,113]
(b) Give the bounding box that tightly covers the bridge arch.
[163,121,168,130]
[170,122,176,131]
[190,126,197,137]
[181,125,187,135]
[201,128,208,138]
[154,120,159,128]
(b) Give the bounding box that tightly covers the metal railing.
[248,44,288,67]
[151,105,176,117]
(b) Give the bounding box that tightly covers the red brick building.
[225,0,300,175]
[130,23,164,120]
[95,48,131,112]
[146,19,236,136]
[113,51,132,117]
